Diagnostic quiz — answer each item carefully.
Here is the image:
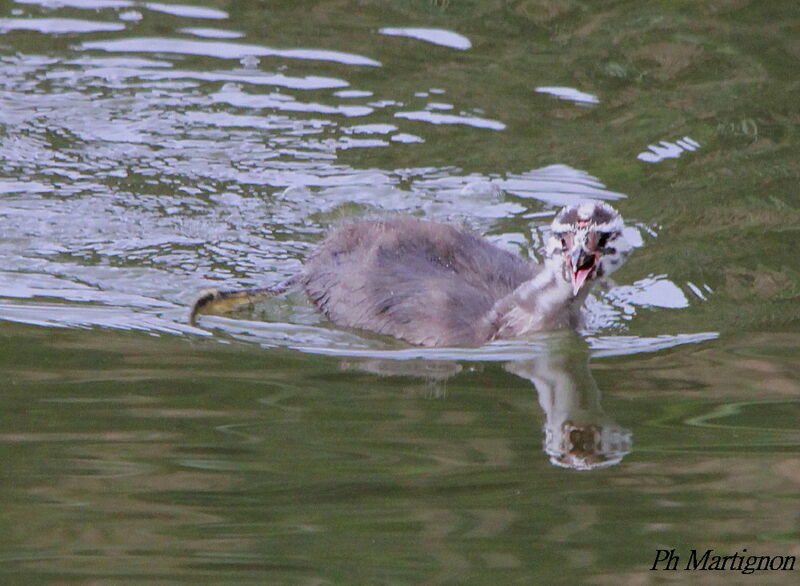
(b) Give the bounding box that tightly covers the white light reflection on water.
[52,62,349,90]
[587,332,719,358]
[179,27,244,39]
[582,274,691,331]
[80,37,382,66]
[143,2,227,20]
[15,0,134,8]
[334,89,373,98]
[637,136,700,163]
[0,17,125,33]
[14,0,229,20]
[342,123,398,135]
[64,55,173,68]
[379,27,472,50]
[211,85,374,117]
[118,10,142,21]
[500,164,627,206]
[0,179,50,194]
[391,133,424,143]
[535,86,599,105]
[607,275,690,312]
[395,110,506,130]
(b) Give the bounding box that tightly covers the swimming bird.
[190,200,631,346]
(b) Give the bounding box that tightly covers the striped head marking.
[545,200,631,295]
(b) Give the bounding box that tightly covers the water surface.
[1,0,799,583]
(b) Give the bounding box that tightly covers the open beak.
[568,248,598,296]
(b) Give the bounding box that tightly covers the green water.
[1,1,799,583]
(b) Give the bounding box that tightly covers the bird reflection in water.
[341,333,631,471]
[505,334,631,470]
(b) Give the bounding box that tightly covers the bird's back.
[302,217,537,346]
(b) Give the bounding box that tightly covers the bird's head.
[545,200,631,296]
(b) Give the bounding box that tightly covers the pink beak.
[571,266,593,296]
[568,250,598,296]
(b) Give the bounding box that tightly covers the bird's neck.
[487,258,590,339]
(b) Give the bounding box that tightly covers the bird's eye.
[557,233,574,250]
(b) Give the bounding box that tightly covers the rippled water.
[2,0,799,583]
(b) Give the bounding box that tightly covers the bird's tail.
[189,275,300,325]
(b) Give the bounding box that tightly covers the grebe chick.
[191,200,631,347]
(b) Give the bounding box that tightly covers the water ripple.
[0,14,685,348]
[637,136,701,163]
[535,86,599,105]
[15,0,134,8]
[0,17,125,33]
[395,110,506,130]
[80,37,382,66]
[54,62,349,90]
[179,27,244,40]
[143,2,227,20]
[212,85,374,117]
[379,27,472,50]
[498,165,626,206]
